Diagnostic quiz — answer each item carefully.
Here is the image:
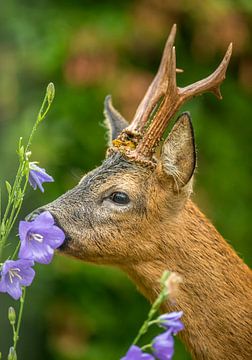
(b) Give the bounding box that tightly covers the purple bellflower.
[0,259,35,300]
[158,311,184,335]
[28,162,54,192]
[18,211,65,264]
[152,331,175,360]
[152,311,184,360]
[121,345,155,360]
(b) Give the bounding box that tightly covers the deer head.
[35,25,232,267]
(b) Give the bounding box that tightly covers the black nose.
[25,208,45,221]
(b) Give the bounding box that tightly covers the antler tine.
[127,24,177,133]
[132,42,233,159]
[179,42,233,100]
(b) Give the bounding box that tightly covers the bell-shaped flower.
[152,331,175,360]
[121,345,155,360]
[158,311,184,335]
[18,211,65,264]
[28,162,54,192]
[0,259,35,300]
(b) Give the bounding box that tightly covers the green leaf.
[5,181,12,195]
[16,138,24,160]
[18,146,24,159]
[14,189,23,209]
[0,221,5,235]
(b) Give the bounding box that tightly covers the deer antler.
[110,24,232,164]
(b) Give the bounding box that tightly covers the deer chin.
[56,231,84,259]
[58,242,107,265]
[54,228,100,263]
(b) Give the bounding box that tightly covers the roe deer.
[33,25,252,359]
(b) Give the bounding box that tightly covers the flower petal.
[6,280,23,300]
[30,170,45,192]
[159,311,183,321]
[28,172,38,190]
[18,242,34,260]
[20,267,35,286]
[37,170,54,183]
[28,164,54,192]
[14,259,34,268]
[159,311,184,334]
[28,241,54,264]
[0,278,7,292]
[142,354,155,360]
[19,221,32,243]
[33,211,55,228]
[152,331,175,360]
[40,226,65,248]
[120,345,155,360]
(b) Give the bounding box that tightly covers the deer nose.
[25,208,45,221]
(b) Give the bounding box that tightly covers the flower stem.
[11,324,15,347]
[13,288,26,351]
[132,271,170,345]
[11,243,21,260]
[141,344,152,351]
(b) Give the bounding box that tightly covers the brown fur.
[123,200,252,359]
[35,99,252,360]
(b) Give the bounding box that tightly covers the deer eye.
[109,192,130,205]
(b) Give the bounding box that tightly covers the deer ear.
[104,95,129,145]
[159,112,196,190]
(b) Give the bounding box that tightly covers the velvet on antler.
[109,24,232,165]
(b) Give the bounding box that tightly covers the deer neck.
[122,200,252,360]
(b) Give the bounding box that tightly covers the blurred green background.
[0,0,251,359]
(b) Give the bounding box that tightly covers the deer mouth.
[57,232,71,251]
[47,212,72,252]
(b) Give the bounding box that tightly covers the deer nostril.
[25,208,45,221]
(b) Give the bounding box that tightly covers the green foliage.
[0,1,251,359]
[0,84,55,359]
[0,83,54,260]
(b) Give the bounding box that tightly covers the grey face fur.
[43,152,154,264]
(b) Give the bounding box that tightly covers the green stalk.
[141,344,152,351]
[132,271,170,345]
[13,288,26,351]
[6,174,29,240]
[0,159,26,258]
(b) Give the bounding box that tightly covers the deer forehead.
[78,154,153,196]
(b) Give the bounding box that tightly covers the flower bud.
[46,82,55,103]
[25,151,32,160]
[166,272,182,303]
[8,347,17,360]
[8,307,16,326]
